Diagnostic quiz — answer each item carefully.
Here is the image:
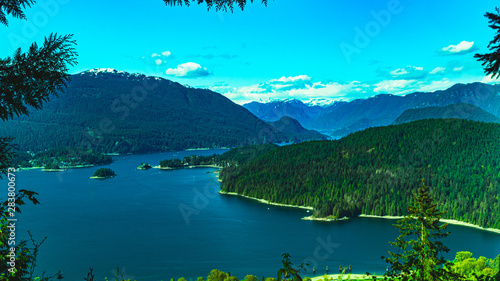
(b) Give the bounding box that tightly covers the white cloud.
[165,62,210,78]
[151,51,171,58]
[429,67,445,75]
[439,41,476,55]
[388,66,427,79]
[212,73,469,104]
[269,75,311,83]
[216,78,370,104]
[147,51,172,65]
[259,75,313,92]
[453,67,463,72]
[481,74,500,84]
[374,79,417,94]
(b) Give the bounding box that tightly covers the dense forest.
[12,147,112,168]
[220,119,500,229]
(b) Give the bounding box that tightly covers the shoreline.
[302,215,349,222]
[153,164,222,170]
[21,164,98,171]
[89,176,115,179]
[219,191,314,211]
[358,215,500,235]
[217,192,500,235]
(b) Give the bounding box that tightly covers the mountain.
[268,116,328,142]
[393,103,500,125]
[0,69,322,154]
[243,99,343,126]
[245,83,500,138]
[220,119,500,229]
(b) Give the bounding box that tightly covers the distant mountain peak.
[304,98,342,107]
[78,68,151,79]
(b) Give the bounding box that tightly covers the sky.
[1,0,498,104]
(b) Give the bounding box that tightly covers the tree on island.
[163,0,269,12]
[138,162,152,170]
[92,168,117,178]
[383,179,457,281]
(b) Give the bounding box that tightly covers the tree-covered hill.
[0,69,322,154]
[393,103,500,125]
[220,119,500,229]
[268,116,328,142]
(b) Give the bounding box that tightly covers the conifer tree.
[383,179,457,281]
[476,7,500,78]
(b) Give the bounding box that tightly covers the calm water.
[4,149,500,281]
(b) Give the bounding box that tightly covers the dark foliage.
[163,0,269,12]
[475,7,500,78]
[0,33,78,121]
[0,0,35,26]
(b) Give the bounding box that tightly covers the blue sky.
[1,0,498,104]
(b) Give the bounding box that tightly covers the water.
[4,149,500,281]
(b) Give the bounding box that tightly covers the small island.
[90,168,116,179]
[137,163,152,170]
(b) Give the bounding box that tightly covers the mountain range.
[243,83,500,137]
[0,69,325,154]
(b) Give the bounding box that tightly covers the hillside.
[269,116,328,142]
[220,119,500,229]
[393,103,500,125]
[0,69,322,154]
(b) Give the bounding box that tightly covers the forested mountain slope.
[220,119,500,229]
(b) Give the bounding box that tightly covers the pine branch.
[0,0,35,26]
[0,33,78,121]
[163,0,269,12]
[476,7,500,78]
